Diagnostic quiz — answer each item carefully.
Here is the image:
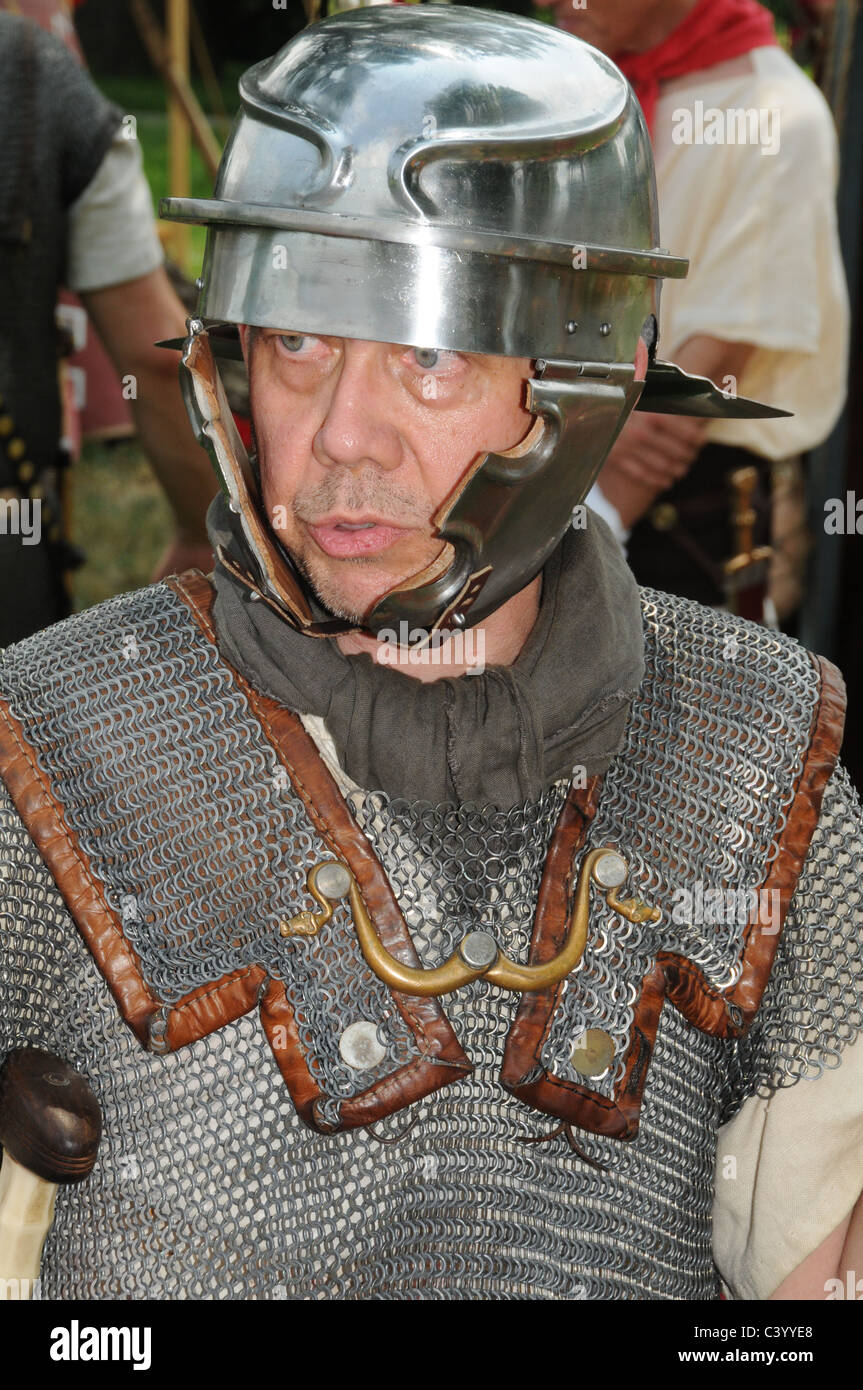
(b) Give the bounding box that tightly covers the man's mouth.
[306,516,412,558]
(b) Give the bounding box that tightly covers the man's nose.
[313,343,403,471]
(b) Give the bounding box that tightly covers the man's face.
[241,329,533,623]
[549,0,693,55]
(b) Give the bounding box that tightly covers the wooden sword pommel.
[0,1048,102,1300]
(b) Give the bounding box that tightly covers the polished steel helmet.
[162,3,786,639]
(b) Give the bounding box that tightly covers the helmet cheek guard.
[163,6,789,641]
[368,357,645,635]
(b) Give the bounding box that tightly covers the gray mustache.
[293,467,430,527]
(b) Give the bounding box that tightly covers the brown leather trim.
[663,652,846,1036]
[262,978,472,1133]
[163,965,269,1050]
[0,681,276,1053]
[259,979,319,1118]
[0,569,469,1108]
[501,776,667,1141]
[167,572,472,1131]
[0,696,160,1047]
[505,962,666,1141]
[500,777,601,1083]
[502,652,846,1140]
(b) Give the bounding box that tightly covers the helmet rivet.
[599,322,612,337]
[450,611,466,629]
[194,277,204,292]
[566,320,578,335]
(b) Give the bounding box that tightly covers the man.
[550,0,848,621]
[0,10,215,645]
[0,6,861,1301]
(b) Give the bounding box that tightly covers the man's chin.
[294,554,398,626]
[292,536,448,627]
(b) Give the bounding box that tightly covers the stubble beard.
[275,465,440,624]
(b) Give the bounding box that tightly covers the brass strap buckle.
[280,850,660,998]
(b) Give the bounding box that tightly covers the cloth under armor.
[209,492,646,808]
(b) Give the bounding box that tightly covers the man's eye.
[278,333,312,354]
[275,332,330,361]
[410,347,459,371]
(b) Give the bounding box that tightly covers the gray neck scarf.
[208,492,644,809]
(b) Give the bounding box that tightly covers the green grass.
[69,440,173,613]
[96,72,235,280]
[134,110,209,277]
[95,67,243,119]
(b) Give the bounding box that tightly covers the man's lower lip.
[307,523,408,558]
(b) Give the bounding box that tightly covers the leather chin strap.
[179,319,642,644]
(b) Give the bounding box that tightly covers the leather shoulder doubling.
[0,574,471,1133]
[0,580,846,1145]
[502,588,845,1138]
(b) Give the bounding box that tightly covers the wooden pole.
[129,1,222,179]
[189,1,229,135]
[129,0,224,263]
[168,0,190,266]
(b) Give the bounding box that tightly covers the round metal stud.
[566,320,578,335]
[570,1028,615,1078]
[315,861,352,901]
[599,321,612,337]
[339,1020,386,1072]
[592,851,628,889]
[449,611,466,630]
[458,930,498,971]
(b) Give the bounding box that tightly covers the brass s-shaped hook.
[279,861,348,937]
[281,849,660,998]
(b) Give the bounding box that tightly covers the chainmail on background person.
[0,583,861,1299]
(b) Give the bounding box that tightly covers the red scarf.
[614,0,778,134]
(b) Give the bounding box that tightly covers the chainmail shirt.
[0,582,861,1299]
